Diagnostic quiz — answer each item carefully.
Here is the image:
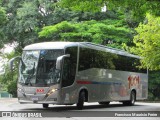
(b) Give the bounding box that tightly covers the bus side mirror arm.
[8,56,22,71]
[56,54,70,70]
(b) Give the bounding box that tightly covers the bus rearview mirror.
[8,56,21,71]
[56,54,70,70]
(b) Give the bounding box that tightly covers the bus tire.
[43,104,49,108]
[123,91,136,106]
[77,91,85,110]
[129,91,136,106]
[99,102,110,105]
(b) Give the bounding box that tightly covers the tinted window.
[78,47,146,73]
[78,47,116,71]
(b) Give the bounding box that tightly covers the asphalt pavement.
[0,98,160,120]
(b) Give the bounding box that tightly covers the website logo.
[2,112,12,117]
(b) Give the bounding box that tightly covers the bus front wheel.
[43,104,49,108]
[77,91,85,110]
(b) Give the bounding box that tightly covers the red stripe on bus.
[77,80,91,84]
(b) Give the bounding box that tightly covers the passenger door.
[61,47,78,104]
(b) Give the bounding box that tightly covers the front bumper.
[18,91,60,104]
[18,99,58,104]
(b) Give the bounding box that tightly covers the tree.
[60,0,160,28]
[0,6,6,26]
[39,19,133,49]
[148,71,160,100]
[0,51,19,97]
[0,1,7,48]
[1,0,118,50]
[133,14,160,70]
[1,0,59,51]
[60,0,160,16]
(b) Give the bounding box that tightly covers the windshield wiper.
[25,75,33,86]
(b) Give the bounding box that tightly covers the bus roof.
[23,42,140,59]
[80,42,140,58]
[23,42,78,50]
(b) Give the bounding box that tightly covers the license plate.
[31,97,38,101]
[36,88,44,93]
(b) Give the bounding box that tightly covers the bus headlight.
[47,88,58,96]
[17,87,25,94]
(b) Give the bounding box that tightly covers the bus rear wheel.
[77,91,85,110]
[43,104,49,108]
[129,91,136,105]
[123,91,136,106]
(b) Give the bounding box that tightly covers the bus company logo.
[128,75,140,89]
[36,88,44,93]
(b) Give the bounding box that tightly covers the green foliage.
[0,0,120,50]
[60,0,160,16]
[133,14,160,70]
[0,65,18,97]
[0,4,7,47]
[60,0,160,28]
[60,0,104,12]
[148,71,160,100]
[1,0,59,50]
[0,7,6,26]
[39,21,76,39]
[0,51,19,97]
[1,0,37,49]
[0,67,18,97]
[7,79,17,97]
[39,20,133,48]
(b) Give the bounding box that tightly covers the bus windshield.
[19,50,63,86]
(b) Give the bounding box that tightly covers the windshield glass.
[36,50,63,85]
[19,50,63,86]
[19,51,39,85]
